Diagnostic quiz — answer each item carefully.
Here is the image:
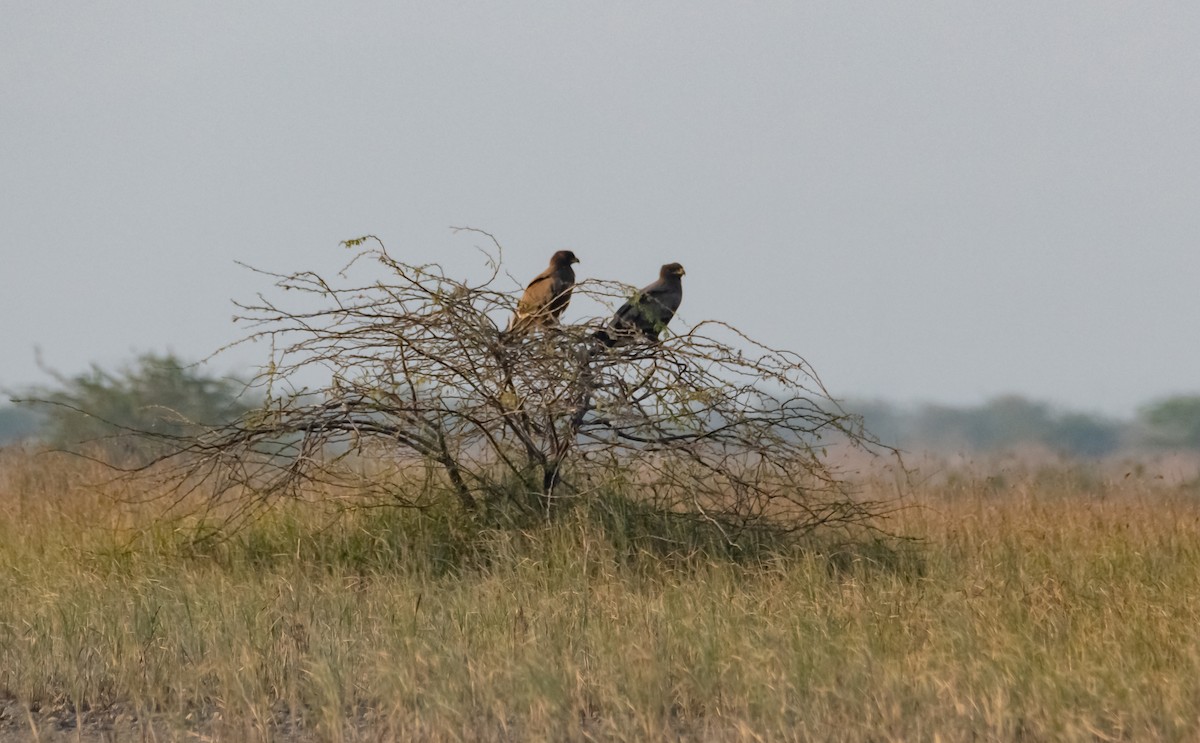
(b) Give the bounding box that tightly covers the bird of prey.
[507,250,580,333]
[594,262,685,347]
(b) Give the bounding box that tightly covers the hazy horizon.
[4,4,1198,418]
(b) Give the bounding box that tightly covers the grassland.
[2,448,1200,741]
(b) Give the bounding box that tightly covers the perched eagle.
[507,250,580,333]
[594,262,685,347]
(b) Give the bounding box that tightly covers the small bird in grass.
[594,262,685,347]
[507,250,580,333]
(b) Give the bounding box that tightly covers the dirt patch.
[0,698,164,742]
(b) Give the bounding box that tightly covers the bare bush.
[132,233,891,538]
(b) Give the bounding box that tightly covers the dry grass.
[2,448,1200,741]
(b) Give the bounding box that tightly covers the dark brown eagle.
[507,250,580,333]
[593,262,685,347]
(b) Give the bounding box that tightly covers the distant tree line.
[0,405,42,444]
[853,394,1200,457]
[2,354,1199,459]
[3,353,251,457]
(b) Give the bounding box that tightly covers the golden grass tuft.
[2,447,1200,741]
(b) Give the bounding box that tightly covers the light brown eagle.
[508,250,579,333]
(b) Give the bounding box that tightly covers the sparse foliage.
[115,234,890,539]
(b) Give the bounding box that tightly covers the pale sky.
[3,3,1198,417]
